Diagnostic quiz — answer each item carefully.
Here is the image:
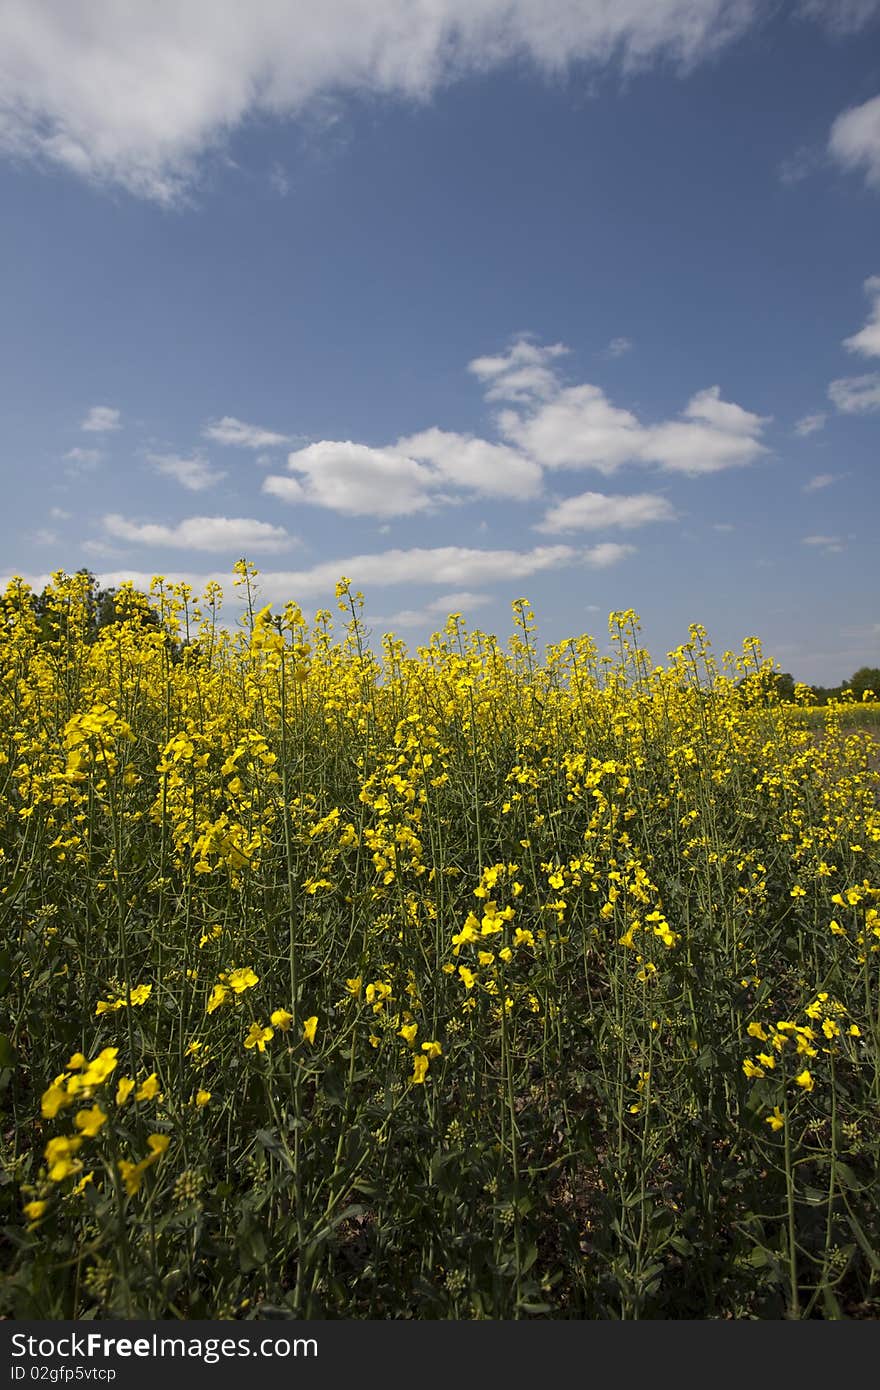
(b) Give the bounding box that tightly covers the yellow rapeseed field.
[1,565,878,1319]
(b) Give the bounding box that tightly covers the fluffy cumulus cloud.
[81,406,120,432]
[536,490,675,533]
[829,94,880,189]
[261,336,767,520]
[0,2,771,202]
[203,417,290,449]
[148,452,226,491]
[102,513,292,552]
[843,275,880,358]
[468,340,570,403]
[493,349,769,475]
[264,428,542,518]
[583,542,635,567]
[828,373,880,413]
[264,442,438,517]
[397,428,542,500]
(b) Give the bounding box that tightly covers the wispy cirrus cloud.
[799,0,880,36]
[64,446,103,473]
[148,452,227,491]
[802,534,844,552]
[601,336,633,359]
[803,473,839,492]
[203,416,290,449]
[794,411,826,436]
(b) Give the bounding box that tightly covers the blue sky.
[1,1,879,684]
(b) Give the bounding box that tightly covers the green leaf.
[0,1034,15,1068]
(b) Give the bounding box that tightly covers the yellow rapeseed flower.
[74,1104,107,1137]
[116,1077,135,1105]
[244,1023,274,1052]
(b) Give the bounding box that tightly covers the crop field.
[798,705,880,733]
[1,567,879,1320]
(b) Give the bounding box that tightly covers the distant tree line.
[748,668,880,705]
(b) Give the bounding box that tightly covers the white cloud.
[90,545,587,605]
[843,274,880,358]
[49,506,71,520]
[7,542,626,617]
[802,534,844,552]
[148,452,227,491]
[500,378,768,475]
[794,411,827,435]
[265,428,542,517]
[536,490,675,533]
[778,145,821,186]
[803,473,837,491]
[499,384,645,470]
[468,339,569,403]
[828,372,880,413]
[712,522,735,531]
[0,2,763,203]
[398,428,542,500]
[682,385,763,435]
[602,336,633,358]
[64,446,102,471]
[384,590,493,628]
[102,513,293,552]
[269,161,291,196]
[238,544,583,599]
[81,406,120,432]
[203,416,290,449]
[583,542,635,568]
[798,0,880,34]
[91,545,579,593]
[30,527,58,546]
[265,442,437,517]
[829,94,880,189]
